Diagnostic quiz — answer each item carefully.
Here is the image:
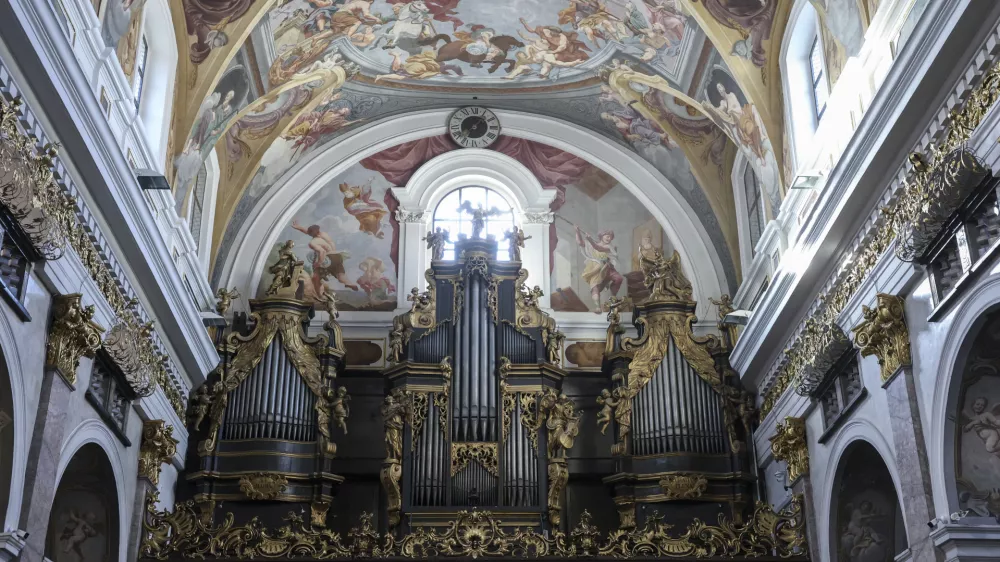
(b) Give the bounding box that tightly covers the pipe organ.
[184,245,349,528]
[599,249,755,529]
[382,231,577,531]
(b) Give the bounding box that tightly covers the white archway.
[928,272,1000,517]
[57,419,132,562]
[0,309,26,530]
[815,419,904,562]
[216,109,730,320]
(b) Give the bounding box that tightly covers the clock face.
[449,107,501,148]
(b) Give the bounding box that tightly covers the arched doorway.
[0,348,13,528]
[45,443,120,562]
[951,309,1000,518]
[830,441,907,562]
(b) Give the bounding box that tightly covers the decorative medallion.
[238,473,288,501]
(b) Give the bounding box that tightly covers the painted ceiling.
[138,0,855,296]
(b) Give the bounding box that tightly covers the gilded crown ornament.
[45,293,104,385]
[851,293,911,382]
[770,416,809,484]
[659,474,708,501]
[138,420,179,487]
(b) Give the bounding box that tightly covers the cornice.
[732,0,1000,395]
[0,1,218,381]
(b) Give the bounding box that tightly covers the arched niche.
[45,444,120,562]
[947,308,1000,518]
[829,440,908,562]
[0,346,13,529]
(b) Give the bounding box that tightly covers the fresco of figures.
[256,165,399,311]
[834,443,904,562]
[810,0,866,88]
[956,312,1000,519]
[267,0,695,84]
[549,164,674,313]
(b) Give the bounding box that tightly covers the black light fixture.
[135,168,171,190]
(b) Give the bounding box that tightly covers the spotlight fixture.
[135,168,171,190]
[790,169,827,190]
[722,309,752,326]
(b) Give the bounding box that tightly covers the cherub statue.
[331,386,351,434]
[407,287,432,313]
[424,227,450,261]
[522,285,544,309]
[187,384,211,431]
[596,388,615,435]
[215,287,241,315]
[320,285,339,319]
[504,227,532,261]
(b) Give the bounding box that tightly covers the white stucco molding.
[58,418,133,562]
[927,271,1000,521]
[815,422,904,562]
[218,109,729,317]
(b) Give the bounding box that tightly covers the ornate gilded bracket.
[514,269,554,329]
[138,420,178,487]
[659,474,708,501]
[851,293,911,382]
[45,293,104,385]
[770,416,809,484]
[792,319,853,396]
[239,473,289,500]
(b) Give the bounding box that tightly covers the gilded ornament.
[331,386,351,435]
[659,474,708,500]
[408,391,429,450]
[45,293,104,384]
[514,269,555,329]
[381,388,408,528]
[451,442,499,476]
[614,496,637,530]
[187,384,211,430]
[851,293,911,382]
[103,320,157,396]
[504,227,531,261]
[266,241,305,296]
[138,420,178,487]
[214,287,240,316]
[542,326,565,365]
[141,494,808,559]
[311,501,331,527]
[762,59,1000,417]
[770,417,809,483]
[238,473,288,500]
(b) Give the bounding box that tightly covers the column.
[18,294,103,562]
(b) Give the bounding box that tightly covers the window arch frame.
[781,0,826,174]
[133,0,177,170]
[731,151,768,272]
[431,186,516,261]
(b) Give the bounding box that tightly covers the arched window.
[808,37,828,120]
[432,187,514,260]
[743,163,765,255]
[188,163,208,252]
[782,0,825,167]
[135,0,177,169]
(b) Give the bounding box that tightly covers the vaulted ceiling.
[163,0,796,292]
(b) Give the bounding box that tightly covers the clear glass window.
[744,163,765,254]
[808,36,828,121]
[432,187,514,260]
[133,37,149,110]
[189,164,207,250]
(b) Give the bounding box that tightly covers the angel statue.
[504,227,532,261]
[545,392,582,459]
[331,386,351,434]
[596,388,616,435]
[424,227,450,261]
[459,200,503,239]
[215,287,241,315]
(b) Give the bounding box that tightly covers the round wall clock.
[448,107,501,149]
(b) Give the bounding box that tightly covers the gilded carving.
[451,442,499,476]
[214,287,240,316]
[408,391,429,450]
[45,293,104,384]
[104,320,157,396]
[331,386,351,434]
[138,420,178,487]
[659,474,708,501]
[770,417,809,483]
[851,293,911,382]
[539,390,581,527]
[614,497,636,530]
[141,495,808,559]
[542,326,565,365]
[311,501,331,528]
[514,269,555,329]
[238,473,288,500]
[504,227,531,261]
[198,294,335,456]
[381,388,408,529]
[187,384,211,431]
[387,315,410,364]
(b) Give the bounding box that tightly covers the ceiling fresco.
[139,0,802,300]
